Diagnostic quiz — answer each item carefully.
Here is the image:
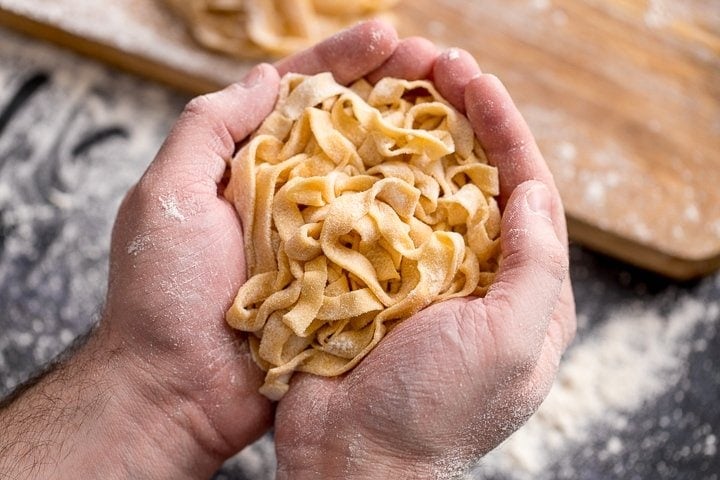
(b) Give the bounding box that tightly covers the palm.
[104,172,272,453]
[277,273,569,466]
[275,299,498,460]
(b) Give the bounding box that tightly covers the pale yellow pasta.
[225,73,501,399]
[164,0,399,58]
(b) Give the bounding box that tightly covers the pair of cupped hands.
[95,20,574,479]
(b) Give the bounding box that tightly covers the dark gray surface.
[0,27,718,480]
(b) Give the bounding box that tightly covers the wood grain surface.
[0,0,717,279]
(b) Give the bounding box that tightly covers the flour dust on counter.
[476,287,719,479]
[466,247,720,480]
[0,27,184,394]
[0,27,279,480]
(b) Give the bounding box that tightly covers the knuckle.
[180,93,234,153]
[183,93,215,119]
[526,232,568,281]
[546,242,569,279]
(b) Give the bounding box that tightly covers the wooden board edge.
[567,215,720,280]
[0,7,222,95]
[3,6,717,281]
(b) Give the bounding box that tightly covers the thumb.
[147,63,280,193]
[481,180,568,370]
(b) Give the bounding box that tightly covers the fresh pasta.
[164,0,399,58]
[225,73,501,399]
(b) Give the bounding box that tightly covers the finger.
[366,36,439,84]
[518,317,567,411]
[465,73,568,244]
[465,74,576,349]
[465,74,551,204]
[148,63,280,190]
[432,48,481,113]
[275,20,398,85]
[477,180,568,372]
[557,279,577,350]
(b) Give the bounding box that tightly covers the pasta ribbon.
[226,73,501,399]
[164,0,399,58]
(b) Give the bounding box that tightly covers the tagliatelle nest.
[224,72,501,399]
[165,0,399,58]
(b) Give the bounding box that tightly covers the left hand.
[98,20,409,477]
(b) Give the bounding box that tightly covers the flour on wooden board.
[0,28,182,393]
[0,0,250,85]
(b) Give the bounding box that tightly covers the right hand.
[273,45,577,479]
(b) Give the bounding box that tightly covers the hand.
[0,20,405,480]
[273,49,577,479]
[99,20,405,476]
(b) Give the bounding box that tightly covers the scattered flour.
[556,141,577,162]
[221,434,277,480]
[367,28,382,52]
[584,180,606,206]
[159,194,186,221]
[0,27,183,395]
[127,233,151,255]
[477,297,717,479]
[427,20,447,37]
[530,0,551,12]
[684,204,700,223]
[0,0,251,87]
[704,434,717,456]
[644,0,673,29]
[605,436,623,456]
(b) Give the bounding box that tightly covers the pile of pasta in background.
[164,0,399,58]
[225,72,501,399]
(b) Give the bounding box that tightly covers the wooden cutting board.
[0,0,718,280]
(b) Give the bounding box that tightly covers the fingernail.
[242,65,265,88]
[526,183,552,219]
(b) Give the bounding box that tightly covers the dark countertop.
[0,28,718,480]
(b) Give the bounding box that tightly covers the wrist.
[0,326,225,479]
[275,432,439,480]
[86,325,228,478]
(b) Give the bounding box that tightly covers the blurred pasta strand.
[225,72,501,399]
[165,0,399,58]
